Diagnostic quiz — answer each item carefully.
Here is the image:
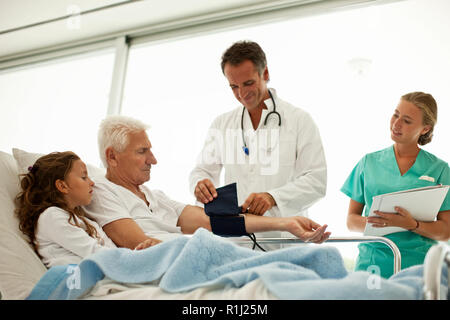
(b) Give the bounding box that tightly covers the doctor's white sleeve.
[188,120,224,195]
[268,112,327,216]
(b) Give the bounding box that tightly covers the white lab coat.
[189,89,327,241]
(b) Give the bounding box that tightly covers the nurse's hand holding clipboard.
[367,206,419,231]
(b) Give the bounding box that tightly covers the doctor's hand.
[241,192,276,216]
[194,179,218,204]
[285,217,330,244]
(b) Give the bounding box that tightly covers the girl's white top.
[36,206,116,268]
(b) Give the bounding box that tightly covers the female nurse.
[341,91,450,278]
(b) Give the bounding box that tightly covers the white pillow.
[0,225,47,300]
[0,151,47,300]
[12,147,105,178]
[0,151,24,237]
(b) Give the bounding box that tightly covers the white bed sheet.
[84,278,276,300]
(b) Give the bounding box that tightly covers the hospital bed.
[0,149,448,300]
[231,236,449,300]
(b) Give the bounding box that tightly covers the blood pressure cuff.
[208,215,247,237]
[204,182,242,216]
[204,182,247,237]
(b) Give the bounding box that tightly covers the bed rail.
[423,242,450,300]
[228,236,401,275]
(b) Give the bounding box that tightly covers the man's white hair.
[98,115,150,168]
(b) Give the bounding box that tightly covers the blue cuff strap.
[209,215,247,237]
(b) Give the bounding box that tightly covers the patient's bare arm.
[177,205,212,234]
[177,205,330,244]
[243,214,331,244]
[103,218,160,249]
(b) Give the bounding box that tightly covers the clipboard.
[363,185,449,236]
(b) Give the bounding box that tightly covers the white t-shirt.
[83,176,186,242]
[36,206,116,268]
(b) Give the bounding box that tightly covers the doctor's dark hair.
[401,91,437,146]
[221,40,267,75]
[15,151,99,255]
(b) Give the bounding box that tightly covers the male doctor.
[189,41,327,238]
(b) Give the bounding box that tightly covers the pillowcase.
[0,225,47,299]
[12,147,105,178]
[0,151,21,235]
[0,151,47,300]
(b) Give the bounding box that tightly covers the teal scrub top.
[341,145,450,278]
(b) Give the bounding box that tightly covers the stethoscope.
[241,90,281,155]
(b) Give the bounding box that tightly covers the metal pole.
[423,243,450,300]
[228,236,402,275]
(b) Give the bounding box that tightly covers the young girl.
[15,151,159,268]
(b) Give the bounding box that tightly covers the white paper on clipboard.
[363,185,449,236]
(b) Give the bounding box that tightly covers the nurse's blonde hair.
[401,91,437,146]
[98,115,150,168]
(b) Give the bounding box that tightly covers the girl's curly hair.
[15,151,99,255]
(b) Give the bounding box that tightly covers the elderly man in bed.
[83,115,330,250]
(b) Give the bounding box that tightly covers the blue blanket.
[27,228,447,300]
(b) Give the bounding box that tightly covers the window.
[122,35,239,204]
[122,0,450,243]
[0,50,115,165]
